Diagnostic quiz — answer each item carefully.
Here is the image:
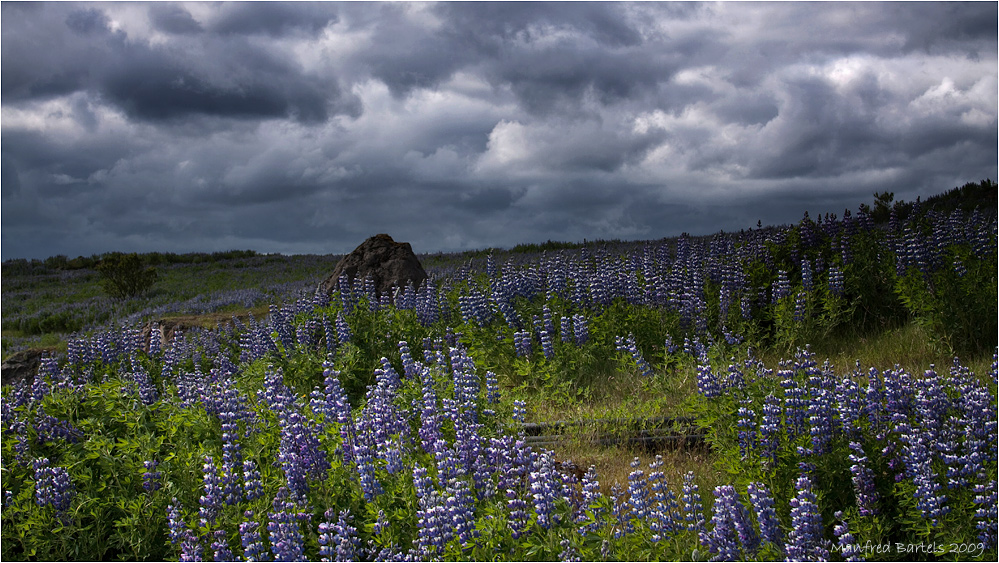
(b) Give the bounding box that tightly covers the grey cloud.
[211,2,338,37]
[64,7,110,35]
[149,4,203,35]
[1,2,996,260]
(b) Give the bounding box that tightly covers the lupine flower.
[626,457,650,524]
[335,311,352,344]
[514,330,532,358]
[703,485,744,561]
[696,357,722,398]
[331,509,360,562]
[167,499,188,545]
[559,538,581,562]
[833,511,863,562]
[267,488,309,562]
[974,480,997,551]
[786,475,829,561]
[142,460,162,492]
[682,471,706,535]
[572,314,589,345]
[647,455,678,540]
[506,488,531,540]
[577,465,605,534]
[539,330,554,359]
[772,270,790,302]
[615,334,653,377]
[33,458,74,514]
[211,529,234,562]
[239,511,270,561]
[747,482,782,552]
[827,265,844,296]
[847,442,879,516]
[529,452,561,529]
[413,464,452,556]
[446,477,479,547]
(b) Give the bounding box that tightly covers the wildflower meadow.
[2,181,997,561]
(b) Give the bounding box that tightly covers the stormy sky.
[2,2,996,260]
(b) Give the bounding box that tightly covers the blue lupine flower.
[33,458,74,514]
[572,314,589,345]
[506,488,531,540]
[772,270,790,302]
[696,357,722,398]
[167,499,188,545]
[239,511,270,562]
[974,480,997,551]
[267,488,309,562]
[577,465,605,534]
[530,452,561,530]
[626,457,650,524]
[559,538,581,562]
[758,394,783,467]
[786,475,828,561]
[747,482,782,552]
[647,455,678,540]
[703,485,744,561]
[211,529,233,562]
[413,463,452,557]
[833,511,863,562]
[847,442,879,516]
[615,334,653,377]
[332,509,360,561]
[682,471,706,536]
[142,460,162,492]
[827,265,844,296]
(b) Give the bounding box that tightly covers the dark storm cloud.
[1,2,996,260]
[211,2,339,37]
[149,4,203,35]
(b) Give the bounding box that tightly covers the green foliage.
[96,253,158,299]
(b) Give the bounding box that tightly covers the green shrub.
[96,253,158,299]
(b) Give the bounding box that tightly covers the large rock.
[1,348,53,387]
[321,234,428,298]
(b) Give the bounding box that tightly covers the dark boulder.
[320,234,428,298]
[1,348,53,387]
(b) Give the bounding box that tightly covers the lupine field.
[2,181,997,561]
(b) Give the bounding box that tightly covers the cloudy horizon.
[2,1,996,260]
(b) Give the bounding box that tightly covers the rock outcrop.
[1,348,52,387]
[320,234,428,298]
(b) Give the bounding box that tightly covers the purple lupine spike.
[747,482,782,552]
[833,511,863,562]
[786,474,829,561]
[267,488,309,562]
[239,511,270,561]
[33,458,74,514]
[530,452,561,530]
[696,356,722,398]
[647,455,678,540]
[142,460,162,492]
[847,442,879,516]
[626,457,650,525]
[974,480,998,552]
[211,529,233,562]
[682,471,706,536]
[702,485,742,561]
[577,466,605,534]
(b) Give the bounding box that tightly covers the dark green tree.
[96,252,157,298]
